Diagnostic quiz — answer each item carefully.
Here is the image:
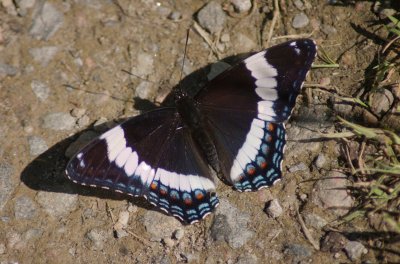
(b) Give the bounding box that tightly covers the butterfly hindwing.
[66,108,219,224]
[197,39,316,190]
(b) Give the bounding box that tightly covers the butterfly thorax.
[175,93,221,176]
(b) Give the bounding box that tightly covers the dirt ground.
[0,1,399,263]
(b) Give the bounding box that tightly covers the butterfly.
[66,39,317,224]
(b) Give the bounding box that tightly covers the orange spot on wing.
[196,193,204,200]
[268,123,276,131]
[248,167,256,175]
[260,162,268,169]
[160,189,167,195]
[150,182,157,190]
[184,198,192,205]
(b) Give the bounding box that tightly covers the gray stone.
[314,154,327,169]
[76,115,90,128]
[235,253,258,264]
[293,0,305,10]
[265,199,283,218]
[28,136,48,156]
[210,199,254,248]
[29,46,59,67]
[321,24,337,36]
[86,228,108,251]
[132,53,154,78]
[284,243,312,260]
[134,81,155,100]
[197,1,226,34]
[303,213,327,229]
[14,196,37,220]
[230,0,252,13]
[70,108,86,118]
[143,210,182,240]
[173,229,184,241]
[162,237,175,247]
[0,163,15,212]
[42,112,76,131]
[36,191,78,218]
[0,243,5,254]
[312,171,354,216]
[370,89,394,117]
[344,241,368,261]
[15,0,36,16]
[0,62,18,77]
[168,11,182,21]
[65,131,98,158]
[30,2,64,40]
[320,232,348,253]
[31,80,50,101]
[23,228,43,241]
[292,12,309,29]
[288,162,308,173]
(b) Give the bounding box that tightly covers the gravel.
[36,191,78,218]
[292,12,309,29]
[28,136,48,156]
[284,243,312,260]
[42,112,76,131]
[230,0,252,13]
[0,163,15,212]
[314,154,327,169]
[0,62,18,77]
[311,171,354,216]
[320,232,348,253]
[344,241,368,261]
[264,199,283,218]
[31,80,50,101]
[86,228,109,251]
[29,46,59,67]
[235,253,258,264]
[197,1,226,34]
[288,162,308,173]
[29,2,64,40]
[210,199,254,249]
[14,196,37,220]
[303,213,327,229]
[142,210,182,241]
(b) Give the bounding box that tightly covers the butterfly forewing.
[196,39,316,190]
[66,108,219,224]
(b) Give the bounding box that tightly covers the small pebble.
[220,33,230,43]
[344,241,368,261]
[197,1,226,34]
[293,0,305,10]
[14,196,37,220]
[0,163,16,212]
[319,77,331,86]
[173,229,184,241]
[36,191,78,218]
[0,243,5,254]
[288,162,308,173]
[163,237,175,247]
[29,2,64,40]
[127,203,138,213]
[15,0,36,16]
[0,62,18,77]
[77,115,90,128]
[70,108,86,118]
[303,213,327,229]
[28,136,48,156]
[230,0,252,13]
[29,46,59,67]
[292,12,309,29]
[31,80,50,101]
[265,199,283,218]
[314,154,327,169]
[86,228,108,251]
[42,112,76,131]
[168,11,182,21]
[299,193,308,201]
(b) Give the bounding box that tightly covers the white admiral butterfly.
[66,39,317,224]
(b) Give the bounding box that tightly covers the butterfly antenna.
[177,29,191,94]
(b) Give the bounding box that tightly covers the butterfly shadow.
[20,51,257,219]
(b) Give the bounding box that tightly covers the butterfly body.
[66,39,317,224]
